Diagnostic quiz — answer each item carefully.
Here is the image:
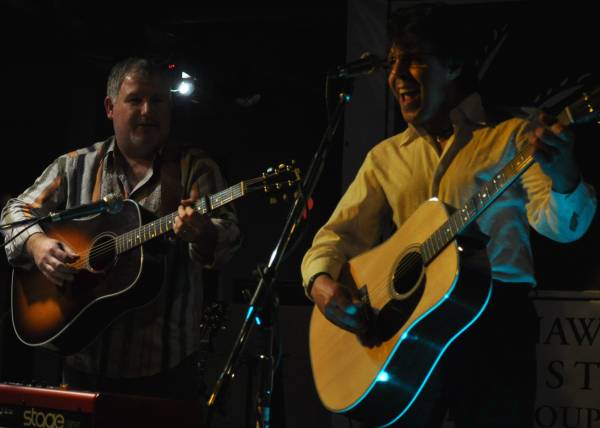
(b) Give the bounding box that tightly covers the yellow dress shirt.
[301,93,597,295]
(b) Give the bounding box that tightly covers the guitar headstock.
[245,161,302,203]
[559,85,600,126]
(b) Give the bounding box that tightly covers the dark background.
[0,1,598,427]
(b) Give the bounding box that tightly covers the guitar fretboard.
[420,144,535,264]
[114,182,246,254]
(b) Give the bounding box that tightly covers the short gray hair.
[106,57,171,100]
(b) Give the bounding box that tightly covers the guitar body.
[11,200,164,355]
[309,199,491,427]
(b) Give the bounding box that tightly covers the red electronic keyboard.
[0,383,204,428]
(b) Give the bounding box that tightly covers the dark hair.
[106,57,172,100]
[388,3,478,92]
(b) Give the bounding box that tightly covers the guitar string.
[362,107,586,303]
[68,175,279,269]
[354,251,423,302]
[69,188,240,269]
[68,200,218,269]
[364,153,532,302]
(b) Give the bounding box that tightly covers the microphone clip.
[328,52,391,79]
[45,193,124,223]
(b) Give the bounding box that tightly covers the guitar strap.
[159,141,183,215]
[91,143,109,203]
[90,138,182,212]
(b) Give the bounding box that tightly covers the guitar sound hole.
[89,235,117,272]
[392,251,424,297]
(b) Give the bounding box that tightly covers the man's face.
[105,72,171,159]
[387,45,456,128]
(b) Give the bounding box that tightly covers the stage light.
[171,70,197,97]
[176,80,194,95]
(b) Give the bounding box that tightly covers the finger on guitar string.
[40,262,67,286]
[174,205,195,234]
[40,256,76,284]
[528,112,580,194]
[57,241,81,263]
[175,200,214,243]
[531,112,575,147]
[53,243,80,268]
[26,234,79,285]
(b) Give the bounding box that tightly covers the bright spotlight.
[176,80,194,95]
[171,71,197,97]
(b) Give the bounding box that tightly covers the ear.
[104,96,114,120]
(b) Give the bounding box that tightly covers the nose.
[388,63,402,90]
[388,59,409,81]
[140,99,152,115]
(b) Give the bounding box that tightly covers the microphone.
[45,193,124,223]
[328,52,391,79]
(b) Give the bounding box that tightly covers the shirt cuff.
[549,179,597,235]
[304,272,332,301]
[550,178,591,204]
[5,224,44,269]
[302,259,344,301]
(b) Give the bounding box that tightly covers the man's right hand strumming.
[26,233,79,285]
[310,274,369,335]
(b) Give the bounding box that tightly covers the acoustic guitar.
[11,163,300,355]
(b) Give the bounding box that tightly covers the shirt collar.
[104,136,166,167]
[397,92,488,147]
[104,136,117,161]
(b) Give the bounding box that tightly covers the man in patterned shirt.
[1,57,241,399]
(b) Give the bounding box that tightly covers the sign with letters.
[533,290,600,428]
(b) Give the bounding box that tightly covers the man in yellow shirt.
[302,4,596,427]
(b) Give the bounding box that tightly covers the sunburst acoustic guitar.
[11,163,300,355]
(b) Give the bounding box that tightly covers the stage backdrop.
[533,291,600,428]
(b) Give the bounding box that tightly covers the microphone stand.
[0,217,45,230]
[0,194,123,248]
[207,86,352,428]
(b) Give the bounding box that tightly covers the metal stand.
[206,88,351,428]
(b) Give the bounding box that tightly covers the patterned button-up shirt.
[2,137,241,378]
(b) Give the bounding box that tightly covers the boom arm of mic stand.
[206,91,351,423]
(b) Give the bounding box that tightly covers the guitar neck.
[418,83,600,265]
[421,144,535,264]
[115,181,246,254]
[110,162,300,255]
